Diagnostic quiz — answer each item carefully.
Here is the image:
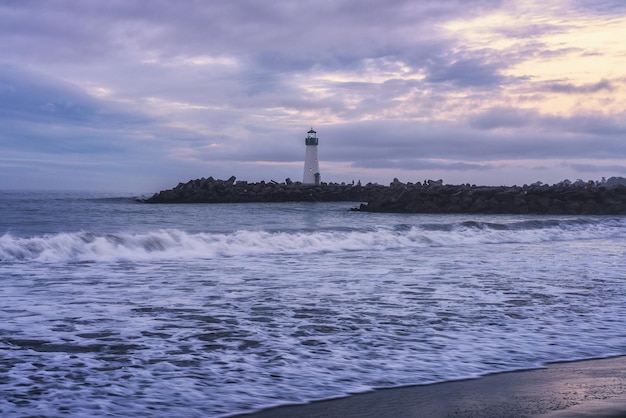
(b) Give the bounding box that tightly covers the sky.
[1,0,626,193]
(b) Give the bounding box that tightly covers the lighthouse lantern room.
[303,128,320,185]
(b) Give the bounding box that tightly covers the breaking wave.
[1,218,624,263]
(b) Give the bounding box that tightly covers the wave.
[420,217,620,231]
[1,218,624,263]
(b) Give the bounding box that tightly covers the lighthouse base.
[303,146,320,184]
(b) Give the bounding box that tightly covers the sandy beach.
[233,356,626,418]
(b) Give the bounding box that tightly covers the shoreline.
[230,355,626,418]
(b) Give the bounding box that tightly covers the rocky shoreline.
[145,176,626,215]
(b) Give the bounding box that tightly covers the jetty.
[144,176,626,215]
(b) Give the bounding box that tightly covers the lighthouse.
[303,128,320,185]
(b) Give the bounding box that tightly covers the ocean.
[1,190,625,417]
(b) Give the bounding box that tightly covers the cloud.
[469,107,538,130]
[1,0,625,191]
[542,79,614,94]
[323,117,626,167]
[570,0,626,14]
[0,2,464,65]
[352,158,492,171]
[470,106,626,137]
[0,65,149,127]
[0,65,155,154]
[424,56,506,87]
[565,162,626,174]
[496,24,570,39]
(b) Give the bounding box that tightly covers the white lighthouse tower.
[303,128,320,185]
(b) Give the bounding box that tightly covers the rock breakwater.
[145,176,626,215]
[145,176,380,203]
[360,180,626,214]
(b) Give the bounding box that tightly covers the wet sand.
[232,356,626,417]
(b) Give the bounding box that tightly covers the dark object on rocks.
[144,177,626,215]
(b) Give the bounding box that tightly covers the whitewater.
[1,191,625,416]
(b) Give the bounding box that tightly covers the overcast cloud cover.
[1,0,625,192]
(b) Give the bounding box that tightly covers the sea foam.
[1,218,623,263]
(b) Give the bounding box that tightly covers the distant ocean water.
[1,190,625,417]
